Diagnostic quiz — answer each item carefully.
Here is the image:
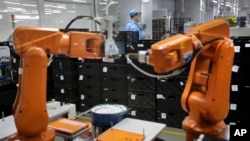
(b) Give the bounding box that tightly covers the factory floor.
[157,127,185,141]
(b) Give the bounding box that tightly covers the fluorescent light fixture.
[0,9,15,12]
[0,15,2,19]
[73,0,87,3]
[22,12,32,15]
[53,10,62,13]
[141,0,150,3]
[45,4,53,7]
[57,5,66,9]
[15,15,39,20]
[68,10,76,13]
[7,7,26,12]
[4,1,20,5]
[45,9,52,12]
[212,0,218,3]
[99,2,107,5]
[22,4,36,7]
[51,5,59,8]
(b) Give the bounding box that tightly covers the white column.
[38,0,46,27]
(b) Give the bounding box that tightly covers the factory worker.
[124,9,145,40]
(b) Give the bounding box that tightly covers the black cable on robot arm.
[63,15,101,33]
[181,35,226,73]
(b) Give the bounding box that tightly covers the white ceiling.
[0,0,93,18]
[1,0,250,21]
[209,0,250,9]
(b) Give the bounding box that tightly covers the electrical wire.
[125,53,186,79]
[48,54,53,67]
[63,15,101,33]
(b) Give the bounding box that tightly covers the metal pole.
[38,0,46,27]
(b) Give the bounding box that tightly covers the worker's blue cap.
[129,9,141,16]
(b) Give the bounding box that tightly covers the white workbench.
[0,115,16,140]
[111,118,166,141]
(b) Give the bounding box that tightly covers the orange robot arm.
[9,27,104,141]
[148,20,234,141]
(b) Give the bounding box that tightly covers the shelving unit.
[0,41,12,86]
[170,17,192,35]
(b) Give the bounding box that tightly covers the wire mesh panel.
[170,18,192,35]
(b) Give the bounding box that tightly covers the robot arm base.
[8,127,55,141]
[182,116,227,141]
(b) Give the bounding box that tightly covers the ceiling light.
[73,0,87,3]
[57,5,66,9]
[99,2,107,5]
[0,15,2,19]
[22,4,36,7]
[0,9,15,12]
[22,12,32,15]
[212,0,218,3]
[141,0,150,3]
[4,1,20,5]
[7,7,26,12]
[45,4,53,7]
[15,15,39,20]
[53,10,62,13]
[45,9,52,12]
